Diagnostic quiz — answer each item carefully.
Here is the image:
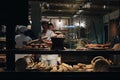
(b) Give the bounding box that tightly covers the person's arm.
[27,39,40,45]
[42,39,52,45]
[26,36,51,45]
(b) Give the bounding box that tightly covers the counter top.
[0,49,119,55]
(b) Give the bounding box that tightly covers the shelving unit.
[0,49,120,72]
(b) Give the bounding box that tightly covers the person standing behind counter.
[15,25,32,61]
[41,22,56,45]
[26,25,37,40]
[40,22,58,66]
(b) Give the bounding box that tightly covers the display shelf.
[0,49,120,80]
[0,49,120,71]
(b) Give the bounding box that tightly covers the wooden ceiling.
[29,0,120,17]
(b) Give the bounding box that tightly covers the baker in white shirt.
[15,25,32,61]
[40,22,58,66]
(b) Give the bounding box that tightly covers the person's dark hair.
[93,59,110,72]
[48,23,54,28]
[15,58,27,72]
[24,30,29,36]
[41,21,49,27]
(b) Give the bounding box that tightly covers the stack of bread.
[52,31,65,38]
[26,61,52,72]
[25,56,113,72]
[72,63,93,72]
[26,62,38,69]
[26,61,94,72]
[50,63,73,72]
[85,43,111,49]
[112,43,120,51]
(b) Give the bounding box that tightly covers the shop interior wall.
[103,9,120,42]
[109,19,119,42]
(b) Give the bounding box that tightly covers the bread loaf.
[112,43,120,51]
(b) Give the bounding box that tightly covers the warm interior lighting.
[75,22,80,26]
[80,22,85,28]
[73,15,77,18]
[57,20,63,30]
[29,20,32,24]
[103,5,106,9]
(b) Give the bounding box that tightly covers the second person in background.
[40,21,59,66]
